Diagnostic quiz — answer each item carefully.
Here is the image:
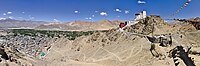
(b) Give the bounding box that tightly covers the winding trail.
[88,43,143,62]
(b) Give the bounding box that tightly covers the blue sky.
[0,0,199,22]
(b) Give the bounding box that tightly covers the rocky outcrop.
[125,15,169,35]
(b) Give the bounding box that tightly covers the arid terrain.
[0,19,122,31]
[0,16,200,66]
[36,20,122,31]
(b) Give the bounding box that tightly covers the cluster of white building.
[134,11,147,21]
[125,11,147,26]
[118,10,147,32]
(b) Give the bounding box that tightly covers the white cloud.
[89,17,92,20]
[3,13,6,16]
[125,10,130,14]
[138,1,146,4]
[95,11,99,13]
[22,12,25,14]
[30,17,35,20]
[85,17,92,20]
[115,9,122,12]
[53,19,60,22]
[100,12,108,16]
[28,15,34,20]
[0,18,6,20]
[74,11,79,13]
[92,15,95,17]
[8,16,13,19]
[117,16,120,17]
[7,12,12,14]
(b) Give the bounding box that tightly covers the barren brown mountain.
[36,20,123,31]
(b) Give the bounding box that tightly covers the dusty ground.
[40,31,200,66]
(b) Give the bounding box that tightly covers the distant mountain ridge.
[0,18,48,29]
[0,18,124,31]
[36,20,124,31]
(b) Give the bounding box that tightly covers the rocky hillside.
[125,15,171,35]
[188,17,200,22]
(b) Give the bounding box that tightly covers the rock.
[125,15,168,35]
[0,48,9,60]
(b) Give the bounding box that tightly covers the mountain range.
[0,18,47,29]
[0,18,123,31]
